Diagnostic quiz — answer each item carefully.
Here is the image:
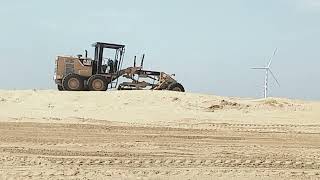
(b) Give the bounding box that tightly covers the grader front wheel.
[167,83,185,92]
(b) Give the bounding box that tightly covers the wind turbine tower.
[252,49,280,98]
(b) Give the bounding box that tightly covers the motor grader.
[54,42,185,92]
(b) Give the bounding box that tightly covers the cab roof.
[92,42,125,49]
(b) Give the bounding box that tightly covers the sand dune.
[0,90,320,180]
[0,90,319,126]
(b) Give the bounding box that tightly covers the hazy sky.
[0,0,319,100]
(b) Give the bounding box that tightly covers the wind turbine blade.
[251,67,267,69]
[267,48,278,68]
[269,69,280,86]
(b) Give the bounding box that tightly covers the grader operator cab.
[54,42,185,92]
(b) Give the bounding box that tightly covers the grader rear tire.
[57,85,64,91]
[167,83,185,92]
[88,75,108,91]
[62,74,84,91]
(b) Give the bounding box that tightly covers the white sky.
[0,0,319,100]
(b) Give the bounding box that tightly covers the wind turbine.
[252,48,280,99]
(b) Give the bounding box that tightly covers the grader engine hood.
[54,56,94,81]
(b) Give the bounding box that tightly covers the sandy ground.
[0,90,319,179]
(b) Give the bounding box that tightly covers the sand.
[0,90,318,126]
[0,90,319,179]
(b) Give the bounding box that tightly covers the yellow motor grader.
[54,42,185,92]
